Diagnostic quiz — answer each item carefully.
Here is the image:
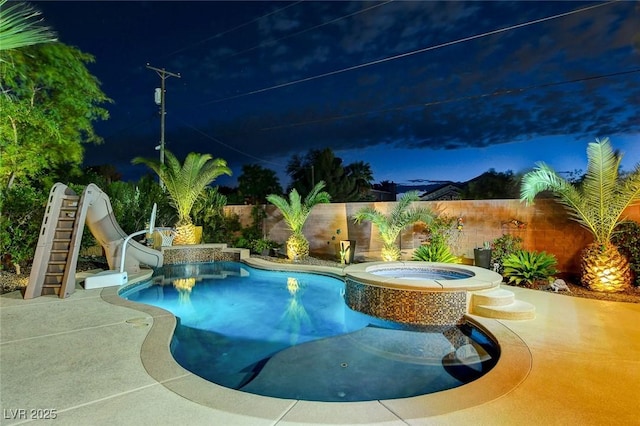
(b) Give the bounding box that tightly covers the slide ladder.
[24,182,164,299]
[24,183,86,299]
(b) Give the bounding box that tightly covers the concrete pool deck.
[1,262,639,425]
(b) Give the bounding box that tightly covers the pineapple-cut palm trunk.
[581,242,632,292]
[286,233,309,260]
[382,244,401,261]
[173,223,199,245]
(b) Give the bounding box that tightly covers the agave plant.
[520,137,640,292]
[502,250,558,287]
[266,181,331,260]
[412,242,460,263]
[354,191,435,261]
[132,151,231,244]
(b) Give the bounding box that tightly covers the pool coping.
[344,261,502,291]
[101,259,532,423]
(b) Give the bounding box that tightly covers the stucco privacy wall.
[224,199,640,274]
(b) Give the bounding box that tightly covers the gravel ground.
[2,256,639,303]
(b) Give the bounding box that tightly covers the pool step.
[470,287,536,320]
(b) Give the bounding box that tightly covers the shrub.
[0,183,47,273]
[412,242,460,263]
[611,221,640,286]
[191,186,230,243]
[491,234,523,273]
[502,250,558,287]
[249,238,281,255]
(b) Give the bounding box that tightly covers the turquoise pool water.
[121,262,499,402]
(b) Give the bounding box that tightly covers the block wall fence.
[224,199,640,274]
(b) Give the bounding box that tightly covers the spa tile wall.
[345,279,467,326]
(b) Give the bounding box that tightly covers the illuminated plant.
[266,181,331,260]
[354,191,435,261]
[502,250,558,287]
[520,137,640,292]
[412,242,460,263]
[133,151,231,245]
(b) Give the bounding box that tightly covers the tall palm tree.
[266,181,331,260]
[345,160,374,200]
[0,0,57,52]
[521,137,640,292]
[133,150,231,244]
[354,191,436,261]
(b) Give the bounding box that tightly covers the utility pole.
[146,64,181,181]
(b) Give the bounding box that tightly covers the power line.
[258,67,640,132]
[175,116,287,168]
[170,68,638,160]
[227,1,395,59]
[197,1,617,107]
[163,1,304,58]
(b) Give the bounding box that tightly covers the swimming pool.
[120,261,499,402]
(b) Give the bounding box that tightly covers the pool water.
[121,262,499,402]
[370,267,473,280]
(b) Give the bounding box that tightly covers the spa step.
[471,288,515,307]
[472,300,536,321]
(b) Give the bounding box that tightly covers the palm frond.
[521,162,599,238]
[266,181,330,235]
[0,0,57,51]
[520,138,640,244]
[132,150,231,225]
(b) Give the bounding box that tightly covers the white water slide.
[24,183,163,299]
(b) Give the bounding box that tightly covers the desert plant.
[520,137,640,292]
[611,221,640,286]
[132,151,231,244]
[412,242,460,263]
[353,191,435,261]
[490,234,524,273]
[266,181,331,260]
[502,250,558,287]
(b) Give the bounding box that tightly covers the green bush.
[502,250,558,287]
[249,238,281,255]
[491,234,523,273]
[611,221,640,286]
[0,183,47,273]
[412,242,460,263]
[191,186,231,243]
[106,177,173,234]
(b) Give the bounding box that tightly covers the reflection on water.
[121,262,499,402]
[173,277,197,304]
[280,277,311,345]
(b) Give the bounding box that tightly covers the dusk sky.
[34,1,640,188]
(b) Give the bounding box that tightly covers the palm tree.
[0,0,57,52]
[520,137,640,292]
[266,181,331,260]
[354,191,436,261]
[286,148,358,202]
[133,150,231,244]
[345,161,374,200]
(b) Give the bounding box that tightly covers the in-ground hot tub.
[344,261,503,326]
